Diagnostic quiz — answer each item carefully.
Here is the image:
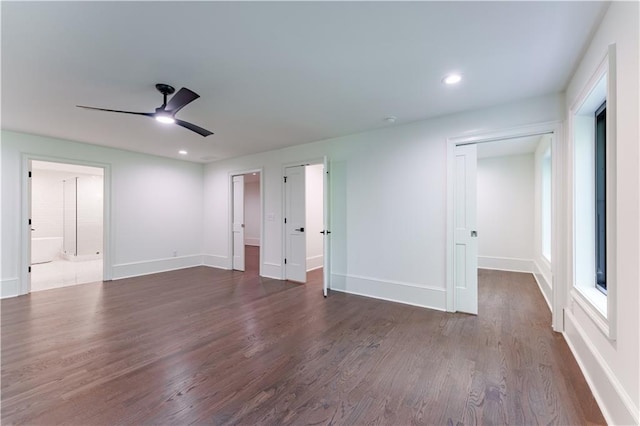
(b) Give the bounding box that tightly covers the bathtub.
[31,237,63,264]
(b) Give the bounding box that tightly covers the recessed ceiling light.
[443,74,462,85]
[179,150,188,155]
[385,116,397,123]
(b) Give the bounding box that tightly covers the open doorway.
[231,171,261,273]
[283,159,330,296]
[476,135,553,308]
[447,123,561,331]
[29,160,104,292]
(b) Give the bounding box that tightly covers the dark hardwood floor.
[1,248,605,425]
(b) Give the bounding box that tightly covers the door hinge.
[28,266,31,273]
[284,218,287,224]
[284,176,287,183]
[28,171,32,178]
[29,218,32,225]
[284,258,287,264]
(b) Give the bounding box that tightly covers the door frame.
[445,121,566,332]
[21,154,112,295]
[281,157,326,282]
[228,168,263,274]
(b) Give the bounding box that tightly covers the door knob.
[471,230,478,237]
[295,227,305,232]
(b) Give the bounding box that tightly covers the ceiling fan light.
[155,114,175,124]
[443,73,462,85]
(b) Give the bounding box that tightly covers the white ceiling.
[2,2,608,163]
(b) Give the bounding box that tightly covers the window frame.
[569,44,617,341]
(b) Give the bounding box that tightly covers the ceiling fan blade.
[77,105,154,117]
[175,119,213,137]
[165,87,200,114]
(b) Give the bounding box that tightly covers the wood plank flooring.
[1,249,605,425]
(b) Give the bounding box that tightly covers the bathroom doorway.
[30,160,104,292]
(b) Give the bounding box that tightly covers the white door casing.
[454,144,478,314]
[27,160,33,293]
[284,165,307,283]
[322,156,331,296]
[232,175,245,271]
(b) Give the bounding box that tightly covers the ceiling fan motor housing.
[155,83,175,95]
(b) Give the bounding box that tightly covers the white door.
[322,157,331,296]
[285,165,306,283]
[454,144,478,314]
[232,175,245,271]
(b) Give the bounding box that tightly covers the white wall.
[533,134,553,307]
[31,169,67,240]
[202,93,564,309]
[31,169,104,260]
[305,164,324,271]
[244,179,260,246]
[1,130,205,297]
[563,2,639,424]
[75,174,104,257]
[477,153,534,273]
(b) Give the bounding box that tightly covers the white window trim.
[541,147,552,263]
[568,44,617,341]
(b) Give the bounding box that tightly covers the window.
[573,72,605,304]
[594,102,606,293]
[570,44,616,340]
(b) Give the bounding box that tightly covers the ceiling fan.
[77,84,213,137]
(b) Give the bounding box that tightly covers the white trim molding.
[477,256,534,273]
[306,254,323,272]
[331,273,446,311]
[533,261,553,311]
[567,45,617,341]
[1,278,20,299]
[261,262,282,280]
[112,255,204,280]
[202,254,232,270]
[564,309,639,426]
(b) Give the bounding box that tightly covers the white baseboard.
[330,273,446,311]
[112,255,204,280]
[202,254,231,270]
[532,261,552,312]
[1,278,20,299]
[306,254,323,272]
[262,262,282,280]
[478,256,534,273]
[245,238,260,247]
[564,309,639,426]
